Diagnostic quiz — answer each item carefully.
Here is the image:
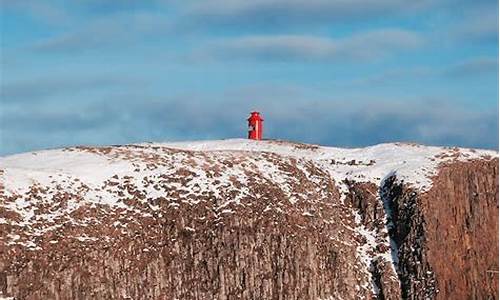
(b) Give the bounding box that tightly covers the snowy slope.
[1,139,496,233]
[148,138,496,192]
[2,139,495,195]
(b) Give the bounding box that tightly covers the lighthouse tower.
[247,111,263,140]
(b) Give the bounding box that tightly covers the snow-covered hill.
[2,139,494,199]
[0,139,497,300]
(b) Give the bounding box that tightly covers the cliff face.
[423,160,498,299]
[368,157,498,300]
[0,139,497,300]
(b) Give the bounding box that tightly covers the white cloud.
[29,12,172,53]
[452,9,498,42]
[1,0,71,25]
[204,29,423,62]
[185,0,433,28]
[444,57,498,77]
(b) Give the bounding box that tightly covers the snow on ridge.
[0,148,134,195]
[0,138,495,235]
[149,138,496,157]
[1,139,496,195]
[151,138,497,191]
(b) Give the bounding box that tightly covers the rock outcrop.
[0,139,497,299]
[423,160,498,299]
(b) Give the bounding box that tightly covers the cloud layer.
[203,29,422,62]
[1,86,497,155]
[1,0,498,155]
[184,0,432,30]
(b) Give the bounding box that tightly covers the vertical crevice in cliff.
[343,179,401,300]
[380,175,437,300]
[379,173,399,273]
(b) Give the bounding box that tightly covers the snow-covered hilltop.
[0,139,497,300]
[2,139,495,197]
[159,139,496,190]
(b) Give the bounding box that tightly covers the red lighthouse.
[247,111,263,140]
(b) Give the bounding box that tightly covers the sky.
[0,0,498,155]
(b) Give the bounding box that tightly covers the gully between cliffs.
[379,175,437,299]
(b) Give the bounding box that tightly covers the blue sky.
[1,0,498,155]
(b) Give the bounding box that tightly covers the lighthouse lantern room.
[247,111,263,140]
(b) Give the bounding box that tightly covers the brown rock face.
[382,159,499,300]
[423,159,499,299]
[371,257,401,300]
[1,201,365,300]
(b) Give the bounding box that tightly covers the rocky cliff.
[0,139,497,300]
